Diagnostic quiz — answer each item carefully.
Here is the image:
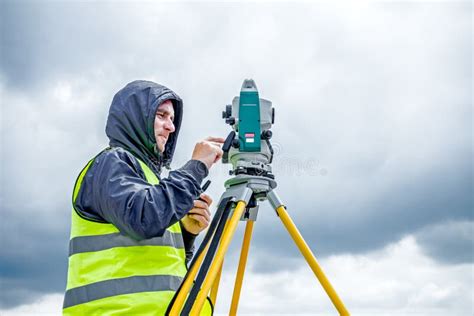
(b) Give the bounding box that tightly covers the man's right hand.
[192,137,225,170]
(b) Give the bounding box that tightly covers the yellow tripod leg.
[189,201,247,316]
[276,206,350,316]
[169,241,211,316]
[210,219,231,306]
[209,258,224,306]
[229,220,254,316]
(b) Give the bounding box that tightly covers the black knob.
[261,130,272,140]
[222,105,232,119]
[232,139,240,148]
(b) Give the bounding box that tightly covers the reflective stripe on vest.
[63,155,213,315]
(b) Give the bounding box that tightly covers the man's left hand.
[181,193,213,235]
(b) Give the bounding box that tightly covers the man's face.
[154,100,175,153]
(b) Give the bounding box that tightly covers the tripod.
[167,173,350,315]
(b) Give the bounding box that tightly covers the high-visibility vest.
[63,155,213,315]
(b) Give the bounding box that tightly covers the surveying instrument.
[167,80,349,315]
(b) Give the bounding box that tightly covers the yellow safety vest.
[63,155,213,315]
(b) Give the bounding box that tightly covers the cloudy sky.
[0,1,472,315]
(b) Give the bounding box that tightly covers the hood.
[105,80,183,175]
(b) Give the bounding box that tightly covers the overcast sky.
[1,1,472,315]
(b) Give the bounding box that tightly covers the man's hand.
[192,137,225,170]
[181,193,213,235]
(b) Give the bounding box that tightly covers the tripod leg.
[170,196,234,316]
[210,218,231,306]
[168,240,211,316]
[209,258,224,306]
[189,200,247,316]
[275,204,350,316]
[229,220,254,316]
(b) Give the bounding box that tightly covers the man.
[63,80,223,315]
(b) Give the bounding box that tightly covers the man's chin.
[154,141,165,154]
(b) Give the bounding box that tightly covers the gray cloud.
[0,206,69,308]
[0,0,471,309]
[415,220,473,264]
[1,1,155,91]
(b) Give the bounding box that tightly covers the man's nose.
[165,119,175,132]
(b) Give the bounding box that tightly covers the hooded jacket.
[75,80,208,255]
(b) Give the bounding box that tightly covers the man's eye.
[156,113,164,118]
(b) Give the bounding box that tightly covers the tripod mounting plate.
[224,175,277,193]
[218,175,278,222]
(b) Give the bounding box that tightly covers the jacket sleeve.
[75,149,209,240]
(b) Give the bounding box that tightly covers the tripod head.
[222,79,275,178]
